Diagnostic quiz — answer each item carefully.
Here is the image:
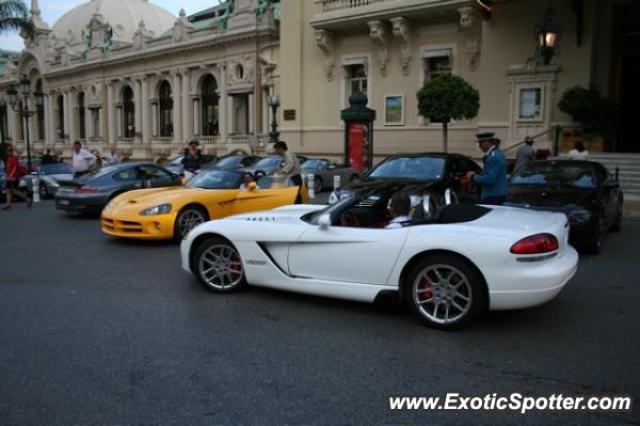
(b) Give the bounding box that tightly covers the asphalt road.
[0,200,639,426]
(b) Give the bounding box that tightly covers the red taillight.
[510,233,559,255]
[74,187,98,193]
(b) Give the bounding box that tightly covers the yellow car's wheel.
[174,205,209,241]
[194,236,246,293]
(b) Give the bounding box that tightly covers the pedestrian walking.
[568,141,589,160]
[182,140,203,180]
[1,144,32,210]
[106,149,119,166]
[466,132,508,206]
[273,141,302,203]
[72,141,97,177]
[514,136,535,172]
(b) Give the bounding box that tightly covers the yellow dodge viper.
[101,170,308,240]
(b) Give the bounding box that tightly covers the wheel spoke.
[413,263,473,325]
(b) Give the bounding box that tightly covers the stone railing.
[321,0,389,12]
[150,137,174,156]
[199,136,221,146]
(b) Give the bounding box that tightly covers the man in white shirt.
[72,141,97,176]
[386,192,412,229]
[274,141,302,203]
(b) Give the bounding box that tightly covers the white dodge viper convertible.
[180,187,578,330]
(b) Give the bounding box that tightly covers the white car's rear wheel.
[195,237,246,293]
[406,254,486,330]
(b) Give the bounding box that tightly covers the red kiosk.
[341,92,376,173]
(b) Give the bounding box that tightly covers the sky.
[0,0,217,52]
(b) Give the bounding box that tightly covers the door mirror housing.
[247,182,258,191]
[318,214,331,230]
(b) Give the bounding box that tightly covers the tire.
[174,205,209,241]
[314,176,323,193]
[193,236,246,293]
[404,254,486,330]
[584,215,605,254]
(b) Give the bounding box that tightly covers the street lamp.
[267,94,280,145]
[535,6,561,66]
[5,75,44,168]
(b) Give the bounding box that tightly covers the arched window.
[78,92,86,140]
[201,75,219,136]
[57,95,64,139]
[158,80,173,137]
[122,86,135,138]
[35,80,45,140]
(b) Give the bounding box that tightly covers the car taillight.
[510,233,559,255]
[74,187,98,193]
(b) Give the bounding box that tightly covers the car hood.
[111,186,239,212]
[507,185,597,208]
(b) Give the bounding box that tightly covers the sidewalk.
[624,198,640,219]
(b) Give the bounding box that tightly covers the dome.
[51,0,176,45]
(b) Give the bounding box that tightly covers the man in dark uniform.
[466,132,508,205]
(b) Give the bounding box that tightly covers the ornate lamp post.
[267,95,280,144]
[6,75,44,168]
[535,6,561,66]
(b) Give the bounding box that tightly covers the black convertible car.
[329,153,481,207]
[505,160,623,254]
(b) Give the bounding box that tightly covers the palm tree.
[0,0,32,37]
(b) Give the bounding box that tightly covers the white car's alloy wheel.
[413,264,472,325]
[196,239,246,292]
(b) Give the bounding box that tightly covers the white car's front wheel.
[406,254,486,330]
[194,237,246,293]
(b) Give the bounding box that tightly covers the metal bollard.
[333,175,341,191]
[32,177,41,203]
[307,173,315,199]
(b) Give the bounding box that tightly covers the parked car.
[20,162,75,199]
[102,171,308,241]
[165,154,218,176]
[181,187,578,330]
[505,160,623,254]
[329,153,481,206]
[209,155,262,171]
[55,162,182,213]
[301,158,359,192]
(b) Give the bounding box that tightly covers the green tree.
[417,74,480,152]
[0,0,32,36]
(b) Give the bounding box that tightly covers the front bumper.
[101,210,176,240]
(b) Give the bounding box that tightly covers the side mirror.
[247,182,258,191]
[318,214,331,230]
[604,178,619,190]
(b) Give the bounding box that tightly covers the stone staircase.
[588,153,640,200]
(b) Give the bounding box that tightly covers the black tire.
[173,205,209,242]
[584,215,605,254]
[192,236,246,293]
[314,176,323,193]
[404,254,486,330]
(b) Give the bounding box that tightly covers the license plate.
[59,200,70,206]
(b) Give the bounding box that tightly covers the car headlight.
[567,209,592,225]
[140,203,172,216]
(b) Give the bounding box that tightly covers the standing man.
[72,141,97,177]
[273,141,302,203]
[514,136,535,172]
[1,144,32,210]
[466,132,508,206]
[106,148,119,166]
[40,149,54,165]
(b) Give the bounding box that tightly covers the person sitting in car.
[239,172,255,190]
[386,192,412,229]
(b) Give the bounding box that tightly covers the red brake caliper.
[418,276,433,302]
[230,253,242,278]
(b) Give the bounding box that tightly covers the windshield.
[254,157,282,168]
[188,170,242,189]
[510,162,599,189]
[368,156,446,181]
[40,163,74,175]
[301,159,326,169]
[257,174,296,189]
[168,156,183,166]
[302,196,353,225]
[216,156,242,168]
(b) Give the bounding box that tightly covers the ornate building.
[0,0,280,160]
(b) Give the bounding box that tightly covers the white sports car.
[180,189,578,330]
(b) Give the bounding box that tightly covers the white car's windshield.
[368,156,446,181]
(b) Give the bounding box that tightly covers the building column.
[107,81,116,145]
[181,69,191,142]
[85,102,93,140]
[141,77,150,145]
[62,91,70,141]
[68,91,77,143]
[219,64,227,143]
[44,94,52,145]
[133,79,142,143]
[173,72,183,145]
